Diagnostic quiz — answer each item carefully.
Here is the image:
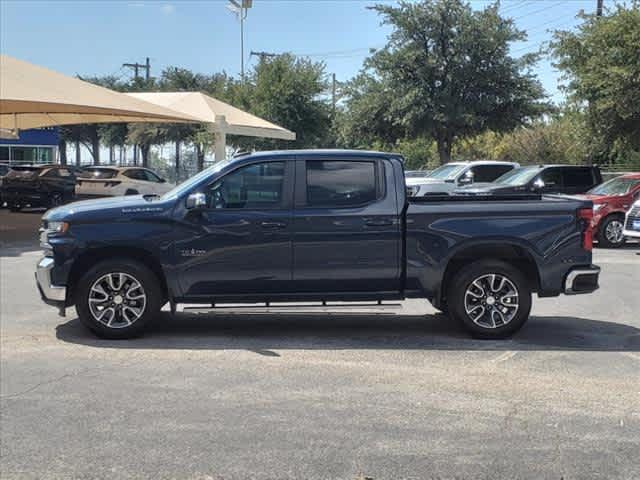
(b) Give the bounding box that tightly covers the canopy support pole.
[214,114,228,162]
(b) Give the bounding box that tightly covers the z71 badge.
[180,248,206,257]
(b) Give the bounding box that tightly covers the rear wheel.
[597,215,626,248]
[447,260,532,339]
[75,259,162,339]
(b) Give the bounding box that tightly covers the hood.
[454,183,528,195]
[578,193,624,203]
[405,177,444,186]
[43,195,173,223]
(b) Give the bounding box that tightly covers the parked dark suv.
[455,165,602,196]
[1,164,76,211]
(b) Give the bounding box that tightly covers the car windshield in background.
[494,166,541,186]
[588,177,640,195]
[405,170,430,178]
[77,168,118,179]
[427,163,466,180]
[7,166,43,177]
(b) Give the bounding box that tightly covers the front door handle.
[365,219,393,227]
[260,221,287,229]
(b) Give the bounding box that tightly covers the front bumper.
[35,256,67,303]
[564,265,600,295]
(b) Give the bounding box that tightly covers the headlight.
[46,221,69,233]
[593,203,606,213]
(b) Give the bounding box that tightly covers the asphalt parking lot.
[1,209,639,479]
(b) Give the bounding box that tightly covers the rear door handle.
[260,221,287,229]
[365,219,393,227]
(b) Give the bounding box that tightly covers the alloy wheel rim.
[464,273,519,329]
[88,272,147,328]
[605,220,624,243]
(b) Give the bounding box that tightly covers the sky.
[0,0,597,104]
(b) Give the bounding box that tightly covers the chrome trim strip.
[36,257,66,302]
[564,267,600,295]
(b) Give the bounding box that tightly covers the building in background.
[0,128,59,164]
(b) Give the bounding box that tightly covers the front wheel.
[75,259,162,339]
[447,260,532,339]
[597,215,626,248]
[48,192,63,208]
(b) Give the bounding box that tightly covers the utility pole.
[227,0,252,80]
[596,0,603,16]
[250,51,278,62]
[123,58,151,80]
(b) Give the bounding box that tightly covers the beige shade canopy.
[0,54,200,132]
[127,92,296,141]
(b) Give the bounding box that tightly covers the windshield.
[588,176,640,196]
[494,166,541,186]
[427,163,467,180]
[161,159,235,200]
[77,168,118,179]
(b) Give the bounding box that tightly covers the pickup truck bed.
[36,149,600,339]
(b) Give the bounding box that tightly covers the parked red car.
[581,173,640,247]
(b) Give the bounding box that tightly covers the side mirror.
[186,192,206,210]
[458,171,474,185]
[159,178,166,183]
[532,178,545,190]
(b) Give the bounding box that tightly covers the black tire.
[597,214,626,248]
[447,259,532,339]
[48,192,63,208]
[75,259,163,339]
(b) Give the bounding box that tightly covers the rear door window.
[305,160,377,207]
[471,164,515,183]
[563,167,595,188]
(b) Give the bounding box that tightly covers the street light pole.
[228,0,252,81]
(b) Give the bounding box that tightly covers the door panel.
[291,158,402,293]
[176,160,294,297]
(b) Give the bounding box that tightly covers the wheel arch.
[67,246,169,305]
[440,242,540,308]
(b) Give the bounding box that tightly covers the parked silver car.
[406,160,519,196]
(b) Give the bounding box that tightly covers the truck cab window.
[206,161,285,209]
[306,160,376,207]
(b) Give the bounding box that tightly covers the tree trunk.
[133,145,138,166]
[436,131,453,165]
[109,145,115,165]
[140,144,150,168]
[119,144,124,166]
[75,141,81,166]
[89,127,100,165]
[196,143,205,172]
[58,138,67,165]
[175,140,181,180]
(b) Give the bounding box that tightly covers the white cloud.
[160,3,175,15]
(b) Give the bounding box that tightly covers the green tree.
[238,54,332,150]
[550,5,640,162]
[363,0,548,164]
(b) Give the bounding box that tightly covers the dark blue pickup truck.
[36,150,600,339]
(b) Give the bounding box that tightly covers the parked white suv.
[76,167,174,198]
[406,160,519,196]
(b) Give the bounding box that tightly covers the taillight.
[578,207,593,251]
